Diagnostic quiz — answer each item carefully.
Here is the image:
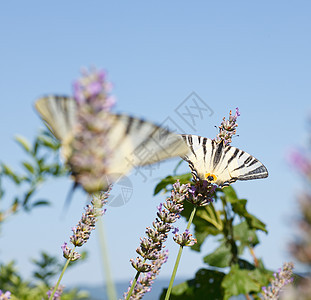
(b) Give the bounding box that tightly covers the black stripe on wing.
[237,165,268,180]
[202,137,208,161]
[212,141,224,169]
[181,134,198,159]
[229,149,269,180]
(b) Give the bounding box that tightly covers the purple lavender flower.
[186,180,216,206]
[172,227,179,234]
[126,181,189,297]
[73,69,115,110]
[288,148,311,178]
[47,285,64,300]
[0,290,11,300]
[124,250,169,299]
[173,229,197,247]
[67,69,116,193]
[261,262,294,299]
[62,189,109,260]
[61,242,81,261]
[215,107,240,145]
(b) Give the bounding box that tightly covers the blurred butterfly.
[180,134,268,187]
[35,96,189,190]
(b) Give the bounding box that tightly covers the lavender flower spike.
[61,242,81,261]
[173,229,197,247]
[125,181,189,299]
[0,290,11,300]
[124,250,169,300]
[47,285,64,300]
[62,189,109,260]
[68,69,116,193]
[261,262,294,299]
[73,68,115,110]
[186,180,216,206]
[215,107,240,145]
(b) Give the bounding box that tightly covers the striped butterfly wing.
[181,134,268,187]
[35,96,188,177]
[35,96,77,141]
[106,115,188,174]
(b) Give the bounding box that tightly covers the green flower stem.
[125,271,141,300]
[49,246,76,300]
[97,217,117,300]
[164,205,197,300]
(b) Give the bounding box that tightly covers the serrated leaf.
[203,242,232,268]
[221,264,260,300]
[160,268,225,300]
[153,173,192,195]
[15,135,31,153]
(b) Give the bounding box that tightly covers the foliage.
[156,173,273,299]
[0,253,88,300]
[0,130,68,219]
[0,131,89,299]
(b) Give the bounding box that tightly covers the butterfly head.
[204,173,217,183]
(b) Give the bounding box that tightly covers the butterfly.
[35,96,189,190]
[180,134,268,187]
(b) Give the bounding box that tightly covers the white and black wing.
[181,134,268,187]
[35,96,77,141]
[106,114,188,174]
[35,96,188,177]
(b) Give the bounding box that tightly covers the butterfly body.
[180,134,268,187]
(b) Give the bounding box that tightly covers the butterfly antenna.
[60,182,79,219]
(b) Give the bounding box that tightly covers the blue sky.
[1,0,311,295]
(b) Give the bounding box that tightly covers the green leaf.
[160,268,225,300]
[31,200,50,208]
[22,188,36,208]
[196,203,223,231]
[37,135,60,151]
[222,186,267,234]
[15,135,31,153]
[180,201,222,251]
[221,264,261,300]
[22,162,35,174]
[237,258,256,270]
[203,242,232,268]
[245,213,267,233]
[180,200,223,251]
[233,221,260,249]
[221,186,239,203]
[1,164,22,184]
[231,198,248,215]
[153,173,192,195]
